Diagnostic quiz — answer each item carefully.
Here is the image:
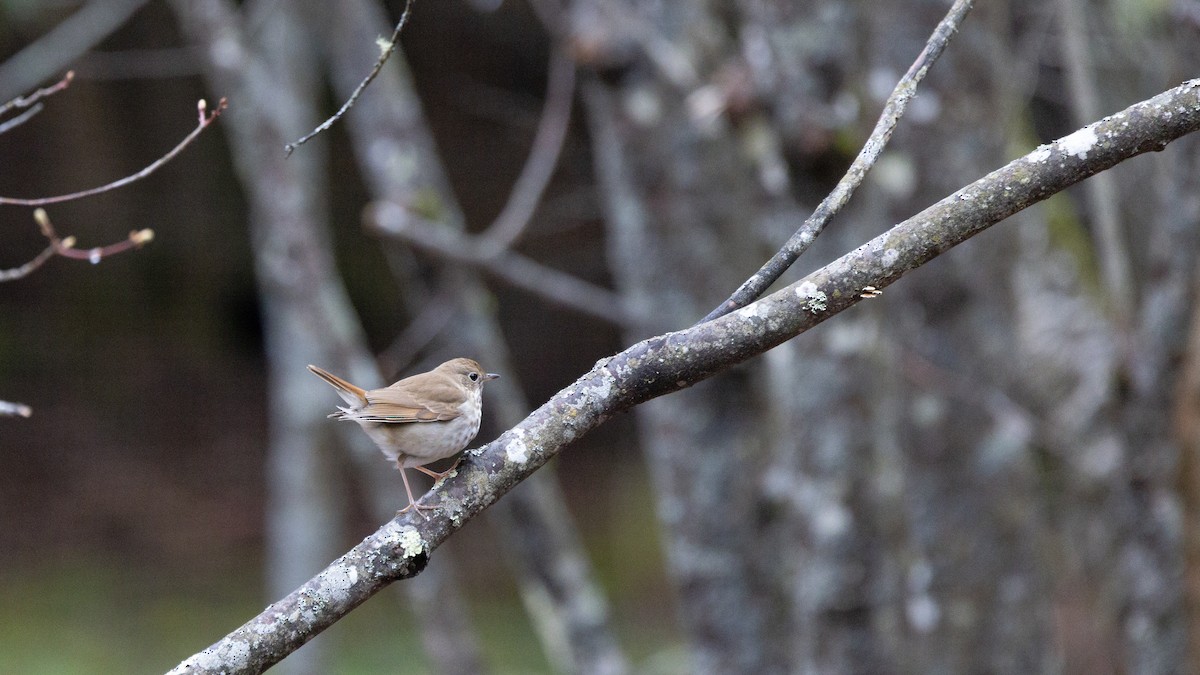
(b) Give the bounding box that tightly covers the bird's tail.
[307,364,368,409]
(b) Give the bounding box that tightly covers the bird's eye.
[469,372,479,382]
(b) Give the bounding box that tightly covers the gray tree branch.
[368,202,637,327]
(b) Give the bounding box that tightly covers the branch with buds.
[0,97,226,207]
[0,70,74,134]
[0,209,154,282]
[1,84,226,419]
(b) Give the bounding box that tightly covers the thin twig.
[284,0,415,156]
[0,103,45,135]
[0,70,73,118]
[0,98,227,206]
[478,44,576,251]
[0,71,75,135]
[0,208,154,282]
[0,243,56,282]
[700,0,974,324]
[36,208,155,262]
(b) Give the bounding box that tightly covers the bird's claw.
[397,501,437,520]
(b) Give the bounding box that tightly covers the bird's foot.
[415,457,462,483]
[397,500,438,521]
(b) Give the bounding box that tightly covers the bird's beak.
[485,373,500,381]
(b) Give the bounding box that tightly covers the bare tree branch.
[0,70,74,133]
[284,0,415,156]
[367,201,637,326]
[0,98,227,206]
[701,0,974,323]
[0,104,45,135]
[478,43,576,251]
[0,208,154,282]
[168,78,1200,675]
[0,70,73,116]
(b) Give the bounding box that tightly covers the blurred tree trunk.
[169,2,344,673]
[586,73,790,670]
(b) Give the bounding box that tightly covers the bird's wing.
[359,379,463,423]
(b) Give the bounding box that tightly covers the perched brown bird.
[307,358,499,518]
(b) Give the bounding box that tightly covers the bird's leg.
[395,466,435,520]
[414,456,462,482]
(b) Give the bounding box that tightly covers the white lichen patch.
[193,641,250,671]
[736,301,769,320]
[375,520,406,549]
[1028,145,1052,162]
[1059,126,1098,159]
[228,641,252,668]
[398,526,425,557]
[882,248,900,268]
[579,369,614,400]
[320,564,358,599]
[251,618,276,636]
[795,282,827,313]
[506,432,531,464]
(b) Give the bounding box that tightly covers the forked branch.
[701,0,974,323]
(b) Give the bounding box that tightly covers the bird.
[307,358,499,518]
